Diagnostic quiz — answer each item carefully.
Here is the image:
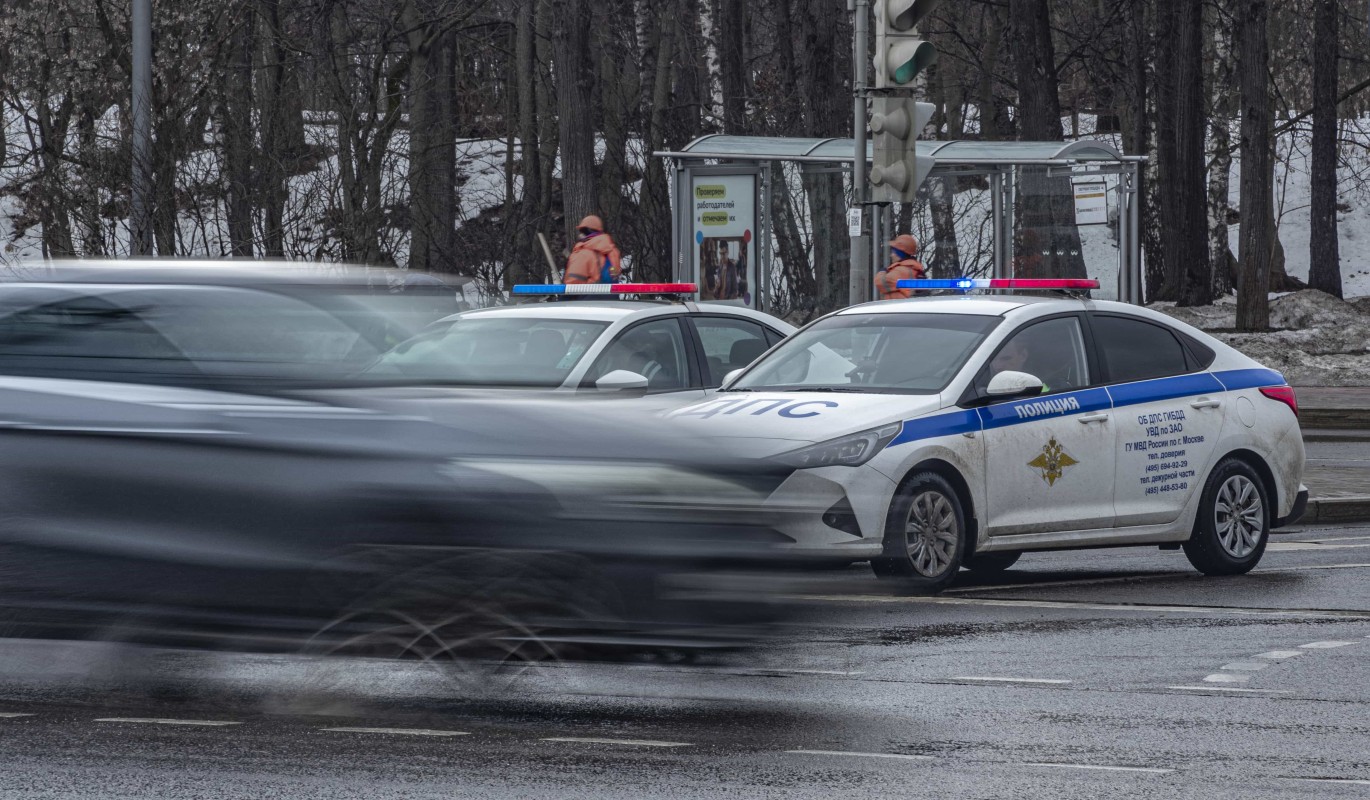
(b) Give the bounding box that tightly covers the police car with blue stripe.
[669,279,1307,592]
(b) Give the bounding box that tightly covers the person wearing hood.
[874,233,927,300]
[563,215,623,285]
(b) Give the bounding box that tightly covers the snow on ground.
[1153,290,1370,386]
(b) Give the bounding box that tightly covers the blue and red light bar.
[895,278,1099,291]
[512,283,698,295]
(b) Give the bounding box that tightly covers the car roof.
[443,300,795,329]
[834,294,1077,316]
[6,259,470,290]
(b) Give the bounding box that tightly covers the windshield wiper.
[780,386,871,393]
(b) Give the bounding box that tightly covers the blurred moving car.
[0,261,795,666]
[368,293,795,401]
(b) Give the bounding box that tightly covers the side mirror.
[595,369,650,392]
[986,370,1044,399]
[721,368,744,388]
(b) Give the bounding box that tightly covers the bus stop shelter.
[654,136,1144,311]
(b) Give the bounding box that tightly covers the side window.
[0,295,188,380]
[1092,315,1191,384]
[584,318,690,392]
[691,317,770,386]
[975,317,1090,398]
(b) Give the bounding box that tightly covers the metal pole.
[131,0,153,256]
[849,0,870,306]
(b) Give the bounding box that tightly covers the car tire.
[871,471,966,594]
[963,551,1021,574]
[1183,458,1270,576]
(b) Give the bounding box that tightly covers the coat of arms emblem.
[1027,437,1079,486]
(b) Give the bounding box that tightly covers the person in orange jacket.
[563,215,622,285]
[874,234,927,300]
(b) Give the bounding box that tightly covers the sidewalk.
[1295,386,1370,524]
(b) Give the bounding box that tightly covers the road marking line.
[94,718,241,727]
[754,669,866,676]
[1255,650,1305,659]
[1024,762,1173,775]
[792,594,1370,619]
[0,713,33,718]
[1267,541,1370,552]
[541,737,689,748]
[786,749,934,762]
[321,727,470,737]
[1300,640,1358,649]
[1219,661,1269,671]
[1293,778,1370,786]
[1203,673,1251,683]
[1166,685,1289,693]
[942,562,1370,595]
[950,677,1070,684]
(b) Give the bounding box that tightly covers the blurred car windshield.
[367,316,610,387]
[729,312,1001,394]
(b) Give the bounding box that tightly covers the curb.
[1303,496,1370,525]
[1301,408,1370,430]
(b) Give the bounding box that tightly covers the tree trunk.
[1174,0,1212,306]
[224,2,256,258]
[597,0,637,231]
[636,0,682,283]
[1235,0,1271,331]
[1309,0,1342,297]
[1008,0,1085,279]
[406,16,457,274]
[1206,0,1235,296]
[513,0,544,284]
[552,0,597,245]
[718,0,746,133]
[1154,0,1179,299]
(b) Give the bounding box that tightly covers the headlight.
[776,423,902,469]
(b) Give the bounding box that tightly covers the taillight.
[1259,385,1299,417]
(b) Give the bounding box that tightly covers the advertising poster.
[692,174,757,306]
[1073,179,1109,226]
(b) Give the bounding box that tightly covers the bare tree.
[552,0,597,245]
[1235,0,1271,331]
[1308,0,1342,297]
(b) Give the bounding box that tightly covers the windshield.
[367,316,609,387]
[729,312,1001,394]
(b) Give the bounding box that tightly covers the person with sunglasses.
[874,233,927,300]
[563,215,622,285]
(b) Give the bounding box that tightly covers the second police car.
[669,279,1307,592]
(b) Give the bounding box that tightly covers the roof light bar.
[895,278,1100,291]
[512,283,698,296]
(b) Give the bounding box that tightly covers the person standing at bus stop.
[874,234,927,300]
[563,215,622,285]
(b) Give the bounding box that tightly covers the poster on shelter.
[692,174,757,306]
[1073,179,1109,226]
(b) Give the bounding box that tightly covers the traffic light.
[873,0,940,89]
[869,97,935,203]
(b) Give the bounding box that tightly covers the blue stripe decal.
[1212,368,1286,392]
[886,368,1280,451]
[1105,372,1225,410]
[888,408,980,447]
[977,387,1111,431]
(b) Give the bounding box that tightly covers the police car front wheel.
[872,472,966,593]
[1183,457,1270,576]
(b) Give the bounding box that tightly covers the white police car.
[368,283,794,401]
[668,279,1306,592]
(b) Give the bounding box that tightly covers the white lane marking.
[94,718,240,727]
[753,669,866,676]
[1219,661,1269,671]
[541,737,689,748]
[1256,650,1305,659]
[1203,673,1251,683]
[794,594,1370,619]
[1167,685,1289,693]
[1024,762,1173,775]
[942,561,1370,595]
[1294,778,1370,786]
[0,713,33,719]
[786,749,934,762]
[1267,542,1370,552]
[322,727,470,737]
[1300,640,1358,649]
[950,677,1070,685]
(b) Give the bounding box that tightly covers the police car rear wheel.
[1183,458,1269,576]
[872,472,966,593]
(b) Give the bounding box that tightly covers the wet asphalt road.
[2,522,1370,799]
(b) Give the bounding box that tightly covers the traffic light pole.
[849,0,870,306]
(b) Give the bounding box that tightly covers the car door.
[686,315,777,389]
[1089,313,1226,527]
[580,316,707,404]
[971,314,1117,536]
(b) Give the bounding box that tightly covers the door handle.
[1190,397,1222,409]
[1078,412,1109,424]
